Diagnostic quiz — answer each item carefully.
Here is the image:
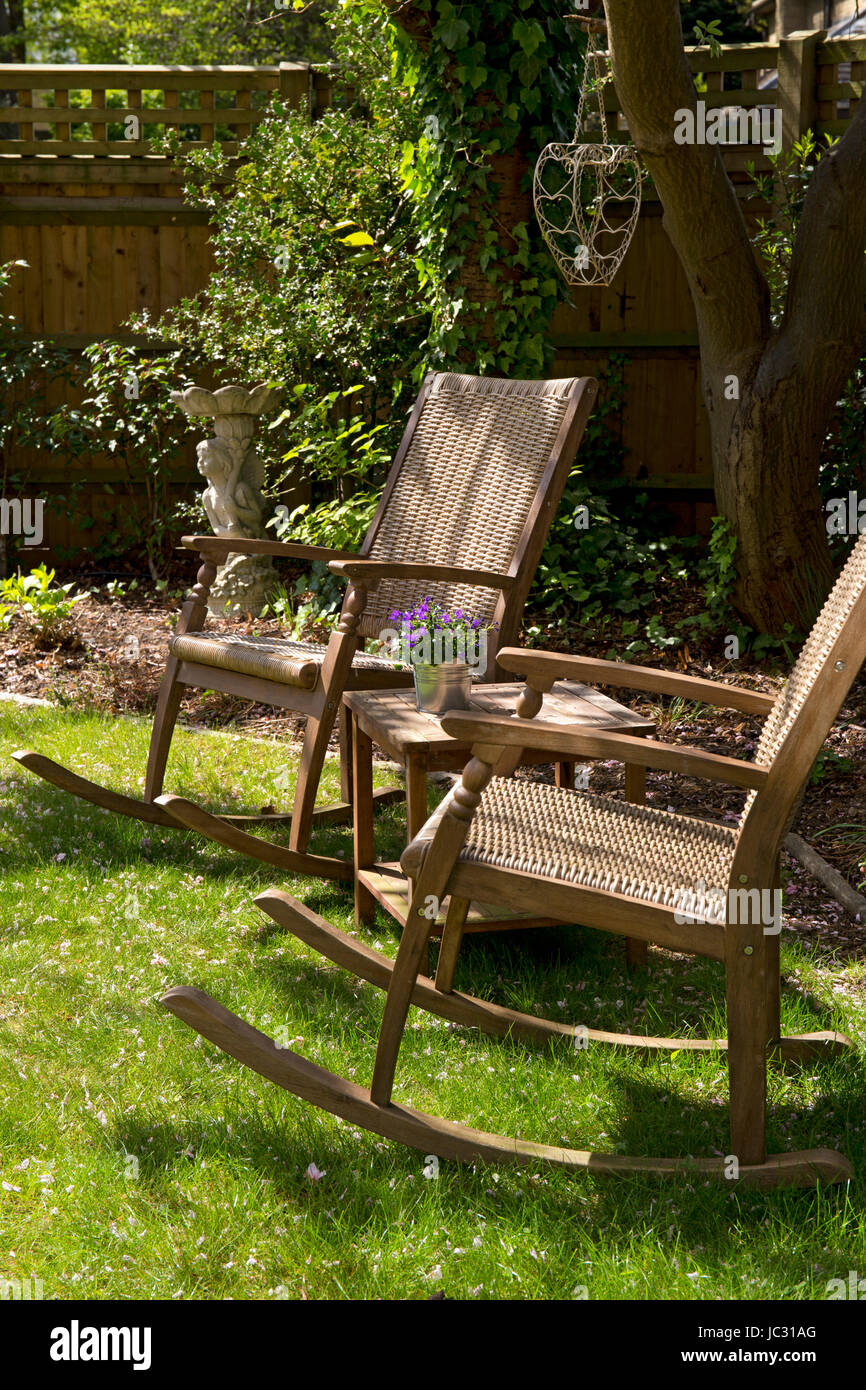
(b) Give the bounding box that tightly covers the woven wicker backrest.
[740,531,866,827]
[356,373,589,641]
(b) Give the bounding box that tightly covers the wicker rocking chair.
[13,372,597,880]
[161,532,866,1188]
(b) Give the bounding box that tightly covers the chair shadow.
[0,775,358,894]
[114,1055,861,1274]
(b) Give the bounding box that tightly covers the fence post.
[777,29,824,149]
[311,68,334,116]
[279,61,313,116]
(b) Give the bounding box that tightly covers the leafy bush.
[264,487,380,637]
[268,385,394,493]
[139,33,431,493]
[0,565,85,643]
[0,262,82,576]
[54,340,201,579]
[108,5,431,623]
[385,0,581,378]
[0,263,204,579]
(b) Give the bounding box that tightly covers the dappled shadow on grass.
[0,775,362,888]
[108,1108,433,1207]
[110,1051,863,1285]
[1,744,409,887]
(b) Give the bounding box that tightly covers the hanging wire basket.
[533,22,643,288]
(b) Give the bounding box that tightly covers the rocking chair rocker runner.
[162,533,866,1187]
[13,372,598,879]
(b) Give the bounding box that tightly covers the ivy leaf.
[519,85,541,115]
[512,17,544,58]
[434,14,471,50]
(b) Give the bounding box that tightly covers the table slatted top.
[344,680,655,758]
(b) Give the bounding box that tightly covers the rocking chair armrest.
[328,559,515,591]
[496,647,776,716]
[181,535,359,564]
[440,711,770,790]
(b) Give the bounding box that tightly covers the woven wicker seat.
[404,778,735,925]
[168,632,404,692]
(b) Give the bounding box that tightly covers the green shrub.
[0,564,86,642]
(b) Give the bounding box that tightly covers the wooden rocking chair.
[13,372,597,880]
[161,532,866,1188]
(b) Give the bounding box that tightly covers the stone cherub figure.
[194,434,274,616]
[196,436,266,538]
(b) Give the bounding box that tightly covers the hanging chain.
[573,33,609,143]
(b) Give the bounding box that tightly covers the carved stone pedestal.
[172,383,283,617]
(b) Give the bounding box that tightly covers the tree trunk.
[716,381,834,631]
[604,0,866,634]
[0,0,25,61]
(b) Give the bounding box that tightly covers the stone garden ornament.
[533,20,642,288]
[172,383,282,617]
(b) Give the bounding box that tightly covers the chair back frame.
[732,537,866,891]
[342,371,599,679]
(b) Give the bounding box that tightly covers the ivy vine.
[370,0,586,377]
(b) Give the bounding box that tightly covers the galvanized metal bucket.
[412,660,472,714]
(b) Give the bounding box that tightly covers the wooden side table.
[344,681,655,952]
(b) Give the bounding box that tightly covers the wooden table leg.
[405,750,429,843]
[624,762,646,805]
[339,701,354,807]
[353,717,376,927]
[405,750,429,902]
[625,761,649,970]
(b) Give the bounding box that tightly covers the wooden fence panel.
[0,64,316,562]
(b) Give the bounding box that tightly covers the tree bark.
[0,0,25,61]
[0,0,25,141]
[603,0,866,631]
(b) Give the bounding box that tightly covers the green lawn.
[0,704,864,1300]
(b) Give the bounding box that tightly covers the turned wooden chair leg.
[725,932,768,1168]
[144,657,185,802]
[434,896,471,993]
[370,751,493,1107]
[291,590,365,855]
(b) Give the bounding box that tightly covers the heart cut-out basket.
[533,25,643,289]
[534,140,642,287]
